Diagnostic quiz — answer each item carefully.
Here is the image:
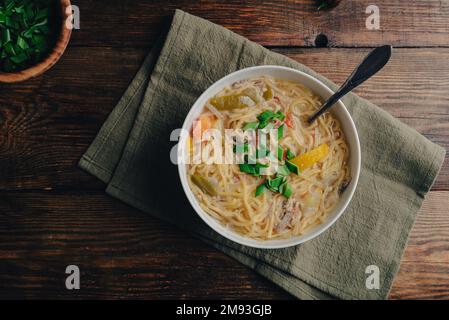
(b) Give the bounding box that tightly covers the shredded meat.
[231,80,248,90]
[275,199,301,232]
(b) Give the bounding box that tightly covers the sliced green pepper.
[263,85,273,100]
[210,94,254,110]
[191,174,217,196]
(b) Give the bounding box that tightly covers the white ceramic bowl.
[178,65,361,249]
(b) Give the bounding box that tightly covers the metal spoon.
[308,45,392,124]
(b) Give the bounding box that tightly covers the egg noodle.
[187,76,350,240]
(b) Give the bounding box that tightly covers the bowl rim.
[0,0,72,83]
[178,65,361,249]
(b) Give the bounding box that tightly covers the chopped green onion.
[10,52,28,64]
[280,182,293,198]
[16,35,28,50]
[278,124,285,140]
[266,176,284,192]
[256,145,269,159]
[286,160,300,175]
[277,145,284,161]
[238,110,301,199]
[245,153,257,164]
[243,121,259,131]
[0,0,57,72]
[2,29,11,44]
[4,42,16,56]
[234,143,249,154]
[257,110,276,122]
[255,182,266,196]
[239,163,257,175]
[261,121,275,131]
[239,163,268,176]
[277,165,290,176]
[255,163,269,175]
[275,111,286,121]
[286,149,295,160]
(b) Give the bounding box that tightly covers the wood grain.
[0,191,291,299]
[390,192,449,299]
[0,47,447,191]
[69,0,449,48]
[0,191,447,299]
[1,0,448,300]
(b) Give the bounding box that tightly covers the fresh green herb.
[0,0,57,72]
[285,160,300,175]
[236,110,299,199]
[256,110,286,130]
[234,143,249,154]
[286,149,295,160]
[279,181,293,198]
[260,121,275,131]
[266,176,284,193]
[277,165,290,176]
[257,110,276,123]
[278,124,285,140]
[277,145,284,161]
[239,163,268,177]
[239,163,257,175]
[245,153,257,165]
[257,110,276,129]
[256,145,269,158]
[284,183,293,198]
[255,182,266,197]
[255,162,269,172]
[275,111,286,121]
[243,121,259,131]
[271,176,284,188]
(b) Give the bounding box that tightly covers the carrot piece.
[193,114,216,139]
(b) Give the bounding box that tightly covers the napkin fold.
[79,10,445,299]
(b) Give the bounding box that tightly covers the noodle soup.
[186,76,351,240]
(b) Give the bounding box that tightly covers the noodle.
[188,76,350,240]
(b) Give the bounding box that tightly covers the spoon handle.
[308,45,392,123]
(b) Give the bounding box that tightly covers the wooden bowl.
[0,0,72,83]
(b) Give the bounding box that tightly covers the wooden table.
[1,0,448,299]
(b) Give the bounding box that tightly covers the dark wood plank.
[390,262,449,299]
[0,191,447,299]
[0,0,447,301]
[1,47,447,191]
[70,0,449,48]
[0,191,291,299]
[390,191,449,299]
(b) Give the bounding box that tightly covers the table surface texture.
[0,0,448,299]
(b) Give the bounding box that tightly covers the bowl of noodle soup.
[178,66,361,249]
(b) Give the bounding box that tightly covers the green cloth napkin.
[79,9,445,300]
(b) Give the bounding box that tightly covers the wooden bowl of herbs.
[0,0,72,83]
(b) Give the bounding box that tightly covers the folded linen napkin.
[79,9,445,299]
